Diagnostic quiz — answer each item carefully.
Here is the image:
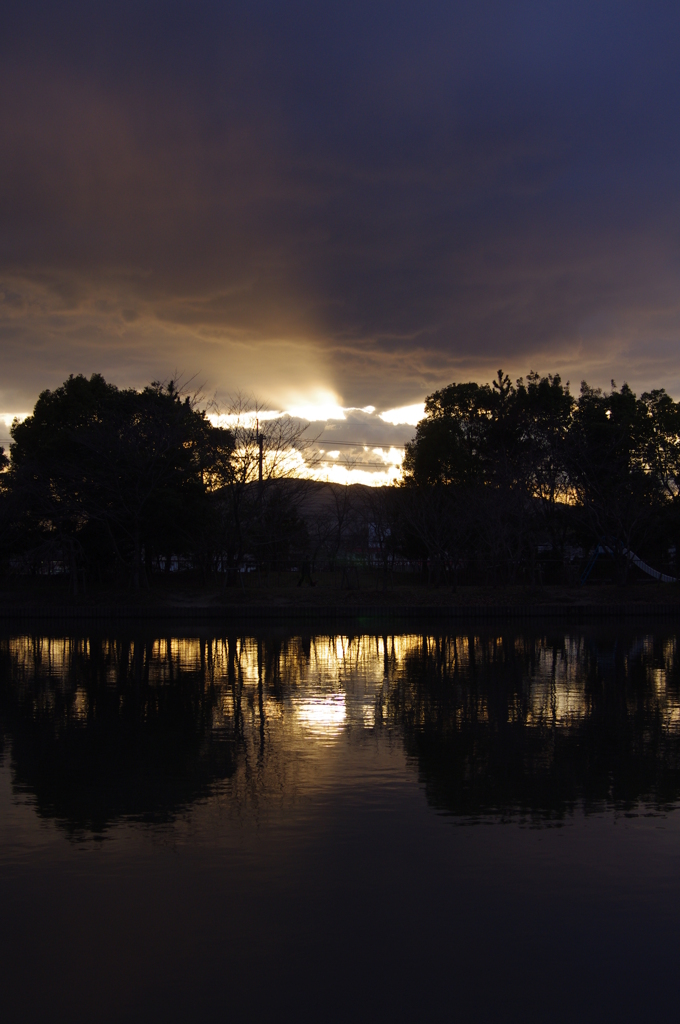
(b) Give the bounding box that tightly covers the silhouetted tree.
[7,374,233,589]
[403,369,680,584]
[567,382,668,581]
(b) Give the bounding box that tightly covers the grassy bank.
[2,570,680,612]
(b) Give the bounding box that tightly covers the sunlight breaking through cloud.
[379,404,425,426]
[205,399,417,484]
[0,413,29,431]
[0,394,419,485]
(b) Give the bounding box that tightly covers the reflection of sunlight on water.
[72,688,89,723]
[8,631,680,743]
[7,627,680,833]
[362,704,376,729]
[295,693,346,741]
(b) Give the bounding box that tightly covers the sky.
[2,2,680,477]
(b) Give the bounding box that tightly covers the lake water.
[2,622,680,1022]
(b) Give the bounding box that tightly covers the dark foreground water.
[2,623,680,1023]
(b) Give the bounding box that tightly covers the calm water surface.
[2,623,680,1022]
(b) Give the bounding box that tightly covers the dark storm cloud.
[2,1,680,408]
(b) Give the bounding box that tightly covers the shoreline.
[2,602,680,621]
[3,582,680,621]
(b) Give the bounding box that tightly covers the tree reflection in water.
[381,630,680,819]
[1,625,680,834]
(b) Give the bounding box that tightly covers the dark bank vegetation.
[2,369,680,595]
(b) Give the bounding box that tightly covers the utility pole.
[256,418,263,484]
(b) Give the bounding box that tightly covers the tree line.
[0,373,388,591]
[401,369,680,584]
[2,369,680,590]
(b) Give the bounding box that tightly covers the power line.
[317,462,403,469]
[0,434,407,449]
[313,439,407,449]
[0,437,403,470]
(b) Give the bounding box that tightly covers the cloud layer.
[2,1,680,414]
